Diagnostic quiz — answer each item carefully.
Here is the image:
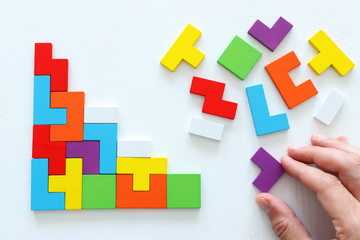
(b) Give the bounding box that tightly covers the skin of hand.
[255,133,360,240]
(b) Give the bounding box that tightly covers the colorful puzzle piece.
[217,36,262,80]
[189,117,224,141]
[116,174,167,208]
[82,175,116,209]
[190,76,238,119]
[66,141,100,174]
[251,147,284,192]
[167,174,201,208]
[117,140,151,158]
[315,91,345,125]
[246,84,289,136]
[265,51,318,109]
[248,17,293,52]
[308,30,355,76]
[49,158,83,210]
[160,24,205,71]
[34,43,68,91]
[116,157,167,191]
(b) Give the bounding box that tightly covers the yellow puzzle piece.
[308,30,355,76]
[48,158,83,210]
[160,24,205,72]
[117,157,167,191]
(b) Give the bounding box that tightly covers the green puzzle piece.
[167,174,201,208]
[217,36,262,80]
[82,175,116,209]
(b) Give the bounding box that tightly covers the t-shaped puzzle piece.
[308,30,355,76]
[251,147,284,192]
[160,24,205,71]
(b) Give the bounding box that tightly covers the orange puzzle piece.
[265,51,318,109]
[50,92,84,141]
[116,174,167,208]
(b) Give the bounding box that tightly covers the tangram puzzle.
[31,43,201,210]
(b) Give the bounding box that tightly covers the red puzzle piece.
[34,43,69,92]
[32,125,66,175]
[190,76,238,119]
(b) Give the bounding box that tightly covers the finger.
[336,136,349,144]
[255,193,312,240]
[281,155,359,227]
[312,132,360,156]
[288,145,360,201]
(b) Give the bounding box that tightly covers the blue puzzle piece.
[31,158,65,210]
[33,75,67,125]
[246,84,289,136]
[83,123,117,174]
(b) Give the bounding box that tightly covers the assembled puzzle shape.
[315,91,345,125]
[31,43,201,210]
[248,17,293,52]
[308,30,355,76]
[251,147,284,192]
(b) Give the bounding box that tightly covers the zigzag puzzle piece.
[251,147,284,192]
[248,17,293,52]
[34,43,68,91]
[265,51,318,109]
[66,141,100,174]
[246,84,289,136]
[190,76,238,119]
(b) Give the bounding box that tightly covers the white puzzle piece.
[84,107,119,123]
[189,117,224,141]
[315,91,345,125]
[117,140,151,157]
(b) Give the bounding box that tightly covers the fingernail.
[314,132,327,140]
[288,144,301,150]
[256,197,271,213]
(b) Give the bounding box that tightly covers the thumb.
[256,193,313,240]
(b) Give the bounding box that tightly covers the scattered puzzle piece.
[251,147,284,192]
[33,75,67,125]
[308,30,355,76]
[217,36,262,80]
[190,76,238,119]
[248,17,293,52]
[265,51,318,109]
[82,175,116,209]
[84,123,117,174]
[66,141,100,174]
[84,107,119,123]
[31,158,65,210]
[117,157,167,191]
[34,43,68,91]
[50,92,85,141]
[246,84,289,136]
[160,24,205,71]
[117,140,151,158]
[167,174,201,208]
[189,117,224,141]
[116,174,167,208]
[49,158,83,210]
[315,91,345,125]
[32,125,66,175]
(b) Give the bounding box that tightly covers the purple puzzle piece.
[251,147,284,192]
[66,141,100,175]
[248,17,293,52]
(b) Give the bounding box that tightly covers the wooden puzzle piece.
[217,36,262,80]
[49,158,83,210]
[117,140,151,158]
[32,125,66,175]
[84,107,119,123]
[84,123,117,174]
[66,141,100,174]
[82,175,116,209]
[34,43,68,91]
[248,17,293,52]
[189,117,224,141]
[116,174,167,208]
[33,75,67,125]
[308,30,355,76]
[315,91,345,125]
[246,84,289,136]
[190,76,238,119]
[265,51,318,109]
[31,158,65,210]
[167,174,201,208]
[251,147,284,192]
[160,24,205,71]
[116,157,167,191]
[50,92,85,141]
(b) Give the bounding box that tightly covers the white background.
[0,0,359,239]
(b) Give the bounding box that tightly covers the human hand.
[255,133,360,240]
